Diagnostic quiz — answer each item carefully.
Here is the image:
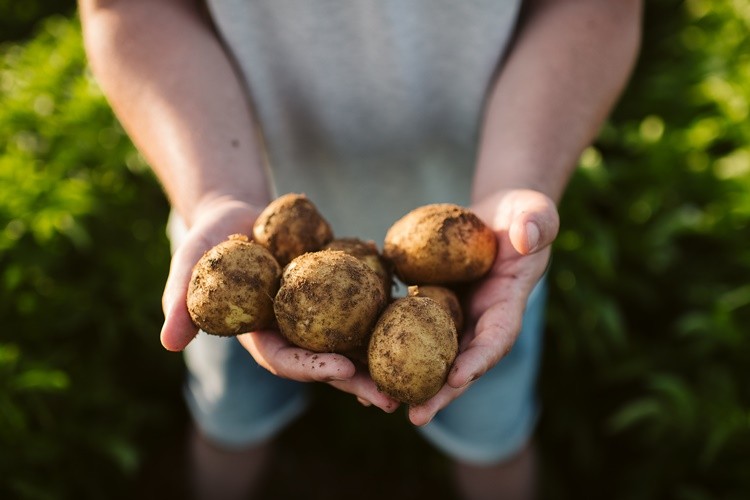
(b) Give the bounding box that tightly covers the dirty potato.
[323,237,393,299]
[187,234,281,336]
[368,296,458,405]
[274,250,387,353]
[252,193,334,266]
[407,285,464,333]
[383,203,497,285]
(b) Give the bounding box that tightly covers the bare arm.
[410,0,642,425]
[78,0,398,412]
[79,0,269,225]
[474,0,642,204]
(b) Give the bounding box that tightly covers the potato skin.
[323,238,393,299]
[252,193,334,267]
[187,234,281,336]
[407,285,464,333]
[368,296,458,405]
[383,203,497,285]
[274,250,387,353]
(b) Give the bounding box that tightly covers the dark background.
[1,1,749,499]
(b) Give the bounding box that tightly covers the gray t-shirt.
[206,0,523,244]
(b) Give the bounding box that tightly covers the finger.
[160,237,213,351]
[239,331,400,413]
[409,303,521,425]
[447,300,524,389]
[238,330,356,382]
[408,380,475,426]
[329,372,401,413]
[160,298,198,352]
[505,191,559,255]
[162,234,213,315]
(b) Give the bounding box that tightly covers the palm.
[160,199,399,413]
[408,189,558,425]
[457,239,551,379]
[160,201,260,352]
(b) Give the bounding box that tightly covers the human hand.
[160,198,399,413]
[408,189,559,425]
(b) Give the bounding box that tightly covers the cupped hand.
[408,189,559,426]
[159,198,399,413]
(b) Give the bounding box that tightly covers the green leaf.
[607,398,662,434]
[12,368,69,392]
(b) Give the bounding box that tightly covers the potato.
[252,193,334,266]
[407,285,464,333]
[383,203,497,285]
[368,296,458,405]
[187,234,281,336]
[323,237,393,299]
[274,250,387,353]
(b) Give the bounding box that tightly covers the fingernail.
[526,222,540,253]
[461,373,479,388]
[357,397,372,407]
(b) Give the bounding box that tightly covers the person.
[78,0,642,498]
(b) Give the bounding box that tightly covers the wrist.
[471,188,559,214]
[186,192,268,228]
[471,162,571,205]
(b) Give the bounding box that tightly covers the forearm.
[79,0,270,225]
[473,0,642,204]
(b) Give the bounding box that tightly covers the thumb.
[506,191,560,255]
[160,237,208,351]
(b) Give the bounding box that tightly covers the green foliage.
[540,0,750,498]
[0,0,76,43]
[0,16,182,500]
[2,1,750,499]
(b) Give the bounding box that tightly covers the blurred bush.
[540,1,750,499]
[0,0,76,42]
[1,1,749,499]
[0,16,182,500]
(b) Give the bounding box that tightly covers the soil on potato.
[253,194,333,266]
[132,384,459,500]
